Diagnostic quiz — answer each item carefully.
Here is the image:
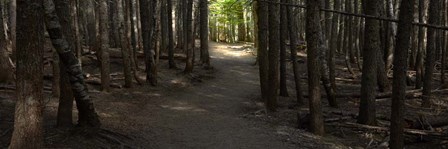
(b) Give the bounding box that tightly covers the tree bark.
[119,0,133,88]
[358,0,380,125]
[256,0,269,110]
[184,0,194,73]
[53,0,76,127]
[199,0,210,68]
[44,0,101,127]
[306,0,325,136]
[287,0,303,105]
[390,0,415,148]
[422,0,440,107]
[267,0,280,112]
[139,0,157,85]
[279,0,289,97]
[9,0,44,148]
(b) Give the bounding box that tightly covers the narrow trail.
[135,42,296,148]
[96,42,340,148]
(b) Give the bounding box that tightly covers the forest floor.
[1,42,447,148]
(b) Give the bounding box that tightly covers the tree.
[44,0,100,127]
[0,0,13,84]
[279,0,289,97]
[267,0,280,112]
[358,0,381,125]
[422,0,441,107]
[287,0,303,105]
[53,0,76,127]
[119,0,133,88]
[184,0,194,73]
[256,0,269,110]
[139,0,157,85]
[168,0,177,68]
[9,0,44,148]
[390,0,415,148]
[99,0,111,91]
[305,0,325,135]
[200,0,210,68]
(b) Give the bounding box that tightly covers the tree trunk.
[99,0,110,91]
[422,0,440,107]
[199,0,210,68]
[184,0,194,73]
[279,0,289,97]
[168,0,176,68]
[53,0,76,127]
[8,0,16,62]
[119,0,133,88]
[390,0,415,148]
[305,0,325,136]
[267,0,280,112]
[0,0,13,84]
[139,0,157,85]
[329,0,341,91]
[9,0,44,148]
[287,0,303,105]
[358,0,380,125]
[256,0,269,111]
[44,0,100,127]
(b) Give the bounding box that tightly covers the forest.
[0,0,448,148]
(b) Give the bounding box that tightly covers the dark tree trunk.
[53,0,76,127]
[139,0,157,85]
[199,0,210,68]
[267,0,280,112]
[256,0,269,109]
[287,0,303,105]
[305,0,325,136]
[184,0,194,73]
[329,0,341,91]
[390,0,415,148]
[279,0,289,97]
[9,0,44,148]
[358,0,380,125]
[415,0,426,89]
[422,0,440,107]
[120,0,133,88]
[44,0,100,127]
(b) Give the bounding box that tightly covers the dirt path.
[90,42,344,149]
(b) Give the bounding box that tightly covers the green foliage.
[209,0,248,27]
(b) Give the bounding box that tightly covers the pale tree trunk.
[305,0,325,136]
[44,0,100,127]
[0,0,13,84]
[80,0,96,53]
[8,0,16,62]
[168,0,176,68]
[390,0,415,148]
[9,0,44,148]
